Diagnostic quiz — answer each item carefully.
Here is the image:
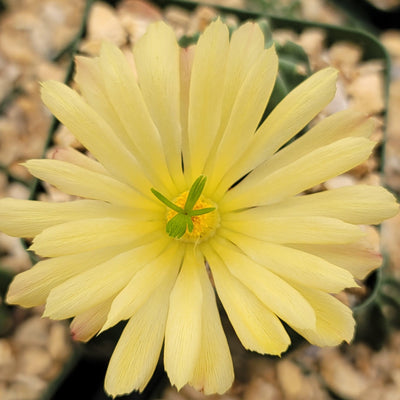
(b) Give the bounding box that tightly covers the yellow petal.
[44,239,168,319]
[215,68,338,197]
[133,22,185,191]
[210,237,316,330]
[291,240,383,279]
[103,241,182,331]
[187,19,229,178]
[30,218,163,257]
[204,244,290,355]
[221,216,364,244]
[0,198,122,238]
[74,56,129,149]
[218,22,267,134]
[164,247,203,390]
[220,137,376,210]
[70,298,113,342]
[104,274,174,396]
[24,159,158,209]
[7,244,130,307]
[248,109,375,183]
[40,80,151,194]
[205,45,278,194]
[179,45,195,183]
[295,287,355,346]
[230,185,399,225]
[99,42,175,195]
[51,146,109,175]
[188,257,234,394]
[220,230,356,293]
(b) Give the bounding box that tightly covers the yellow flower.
[1,19,398,397]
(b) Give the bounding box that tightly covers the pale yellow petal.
[179,45,195,183]
[51,146,109,175]
[24,159,158,209]
[205,245,290,355]
[247,109,375,184]
[291,240,383,279]
[74,56,129,148]
[134,22,185,191]
[30,218,163,257]
[104,276,174,396]
[6,244,130,307]
[102,241,182,331]
[295,287,355,346]
[0,198,129,238]
[99,42,175,195]
[44,238,168,319]
[205,46,278,194]
[40,81,151,193]
[220,137,376,210]
[228,185,398,225]
[215,68,338,197]
[187,19,229,178]
[221,216,364,244]
[70,298,113,342]
[218,22,267,134]
[209,237,316,330]
[188,258,234,394]
[164,247,203,390]
[220,230,356,293]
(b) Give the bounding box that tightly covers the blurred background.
[0,0,400,399]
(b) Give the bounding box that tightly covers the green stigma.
[151,175,216,239]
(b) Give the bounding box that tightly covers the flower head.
[1,19,398,397]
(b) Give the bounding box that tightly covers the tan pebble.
[53,125,82,148]
[36,61,66,82]
[271,29,299,46]
[164,6,192,38]
[302,375,331,400]
[276,359,305,399]
[329,42,362,69]
[347,72,385,114]
[245,356,276,382]
[243,378,282,400]
[179,385,214,399]
[87,1,126,46]
[324,174,356,189]
[0,339,17,380]
[48,323,72,361]
[162,386,187,400]
[187,6,218,36]
[320,348,369,399]
[6,182,30,200]
[381,30,400,59]
[298,29,326,69]
[387,79,400,137]
[18,346,53,377]
[300,0,344,24]
[0,382,7,399]
[380,214,400,275]
[117,0,163,43]
[360,172,382,186]
[0,233,31,273]
[5,374,47,400]
[360,384,400,400]
[14,316,50,348]
[0,339,15,366]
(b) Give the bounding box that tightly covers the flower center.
[151,175,220,241]
[167,192,220,243]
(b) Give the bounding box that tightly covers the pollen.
[167,191,220,243]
